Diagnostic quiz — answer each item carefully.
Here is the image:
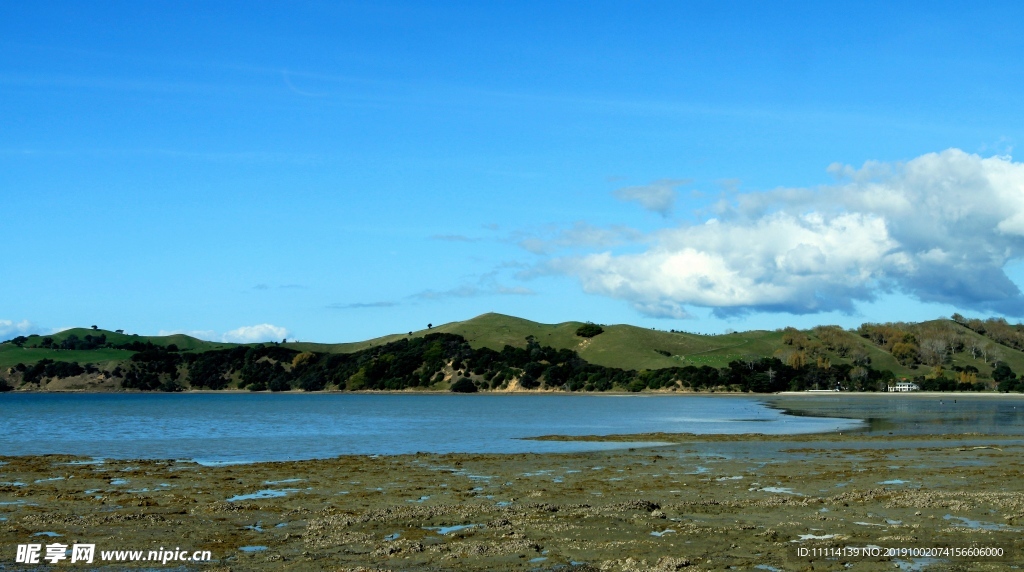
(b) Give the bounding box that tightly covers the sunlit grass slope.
[0,346,134,369]
[0,328,233,369]
[431,313,882,372]
[346,313,1024,379]
[47,328,231,352]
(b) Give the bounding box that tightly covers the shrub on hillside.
[450,377,478,393]
[576,323,604,338]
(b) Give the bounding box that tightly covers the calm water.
[766,394,1024,436]
[0,393,860,462]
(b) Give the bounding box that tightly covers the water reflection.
[763,395,1024,436]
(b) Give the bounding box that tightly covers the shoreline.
[5,387,1023,396]
[4,429,1019,463]
[4,430,1023,463]
[774,390,1023,397]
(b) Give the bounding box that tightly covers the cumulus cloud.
[549,149,1024,317]
[160,324,291,343]
[0,319,42,339]
[221,324,290,343]
[612,179,690,216]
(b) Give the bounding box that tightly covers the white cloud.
[0,319,41,339]
[549,149,1024,317]
[158,324,291,343]
[554,212,897,317]
[221,324,291,343]
[612,179,689,216]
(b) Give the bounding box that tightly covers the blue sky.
[3,1,1024,343]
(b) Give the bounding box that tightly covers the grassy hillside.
[284,333,413,355]
[45,328,233,352]
[929,320,1024,378]
[0,346,134,369]
[430,313,904,373]
[272,312,924,375]
[0,328,236,369]
[393,313,1024,382]
[6,314,1024,385]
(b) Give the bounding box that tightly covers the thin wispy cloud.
[254,283,308,291]
[612,179,690,216]
[542,149,1024,318]
[327,301,399,309]
[281,69,328,97]
[0,147,323,165]
[414,271,535,300]
[518,222,643,255]
[414,285,535,300]
[430,234,480,242]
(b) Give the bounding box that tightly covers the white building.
[889,381,920,392]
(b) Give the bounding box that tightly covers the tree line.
[6,322,1024,393]
[3,332,956,394]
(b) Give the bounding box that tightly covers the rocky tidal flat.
[2,435,1024,571]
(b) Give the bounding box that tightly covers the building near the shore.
[889,381,920,392]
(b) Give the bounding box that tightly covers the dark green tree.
[450,377,478,393]
[575,323,604,338]
[993,362,1018,392]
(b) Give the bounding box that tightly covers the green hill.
[5,314,1024,387]
[267,312,1024,386]
[323,313,1024,382]
[280,314,797,370]
[0,328,235,369]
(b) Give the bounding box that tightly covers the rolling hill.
[5,314,1024,386]
[0,328,233,369]
[425,313,1024,380]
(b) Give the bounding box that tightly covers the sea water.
[0,393,860,462]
